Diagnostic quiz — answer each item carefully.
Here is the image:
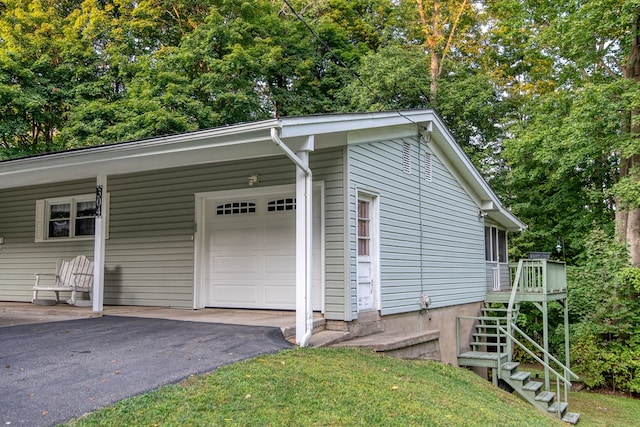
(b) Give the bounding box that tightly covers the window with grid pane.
[37,194,99,241]
[358,200,370,256]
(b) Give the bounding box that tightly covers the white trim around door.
[356,191,380,312]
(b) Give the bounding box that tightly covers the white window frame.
[484,225,507,263]
[35,193,109,242]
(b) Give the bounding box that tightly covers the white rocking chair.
[33,255,94,305]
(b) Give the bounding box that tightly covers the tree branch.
[439,0,469,77]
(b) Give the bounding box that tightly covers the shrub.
[568,230,640,394]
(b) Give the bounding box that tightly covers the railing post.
[542,259,548,295]
[556,380,561,417]
[506,259,524,361]
[506,311,512,361]
[496,323,502,383]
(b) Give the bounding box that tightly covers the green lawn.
[61,348,640,427]
[518,364,640,426]
[569,390,640,426]
[64,348,565,427]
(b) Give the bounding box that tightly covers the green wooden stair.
[470,303,520,353]
[457,302,580,424]
[500,361,580,424]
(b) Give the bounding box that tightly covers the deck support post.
[563,298,570,370]
[542,299,550,390]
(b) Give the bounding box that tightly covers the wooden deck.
[487,289,567,303]
[488,259,567,303]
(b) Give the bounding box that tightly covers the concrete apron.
[0,302,303,337]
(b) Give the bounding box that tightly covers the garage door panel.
[210,227,259,248]
[264,255,295,273]
[262,226,294,246]
[263,284,295,306]
[212,256,258,273]
[212,284,258,305]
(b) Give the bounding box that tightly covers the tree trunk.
[429,0,441,104]
[416,0,441,104]
[619,15,640,265]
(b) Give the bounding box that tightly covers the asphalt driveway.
[0,316,293,426]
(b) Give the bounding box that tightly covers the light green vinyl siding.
[348,137,485,317]
[0,149,345,311]
[0,180,96,301]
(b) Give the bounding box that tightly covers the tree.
[400,0,477,104]
[486,0,640,263]
[617,7,640,264]
[0,0,89,157]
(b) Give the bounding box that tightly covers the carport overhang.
[0,111,438,347]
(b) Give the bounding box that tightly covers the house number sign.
[96,185,103,218]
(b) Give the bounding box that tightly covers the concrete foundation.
[325,302,483,365]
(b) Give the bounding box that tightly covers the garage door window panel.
[216,201,256,215]
[267,198,296,212]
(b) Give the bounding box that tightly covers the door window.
[358,200,370,256]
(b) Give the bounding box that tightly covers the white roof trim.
[0,120,281,189]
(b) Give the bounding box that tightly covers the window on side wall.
[498,229,507,263]
[35,193,109,242]
[485,226,507,263]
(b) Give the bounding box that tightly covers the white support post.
[93,174,107,315]
[296,136,314,346]
[270,129,315,346]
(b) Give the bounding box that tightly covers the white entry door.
[200,186,322,310]
[357,196,377,311]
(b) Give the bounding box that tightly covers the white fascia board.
[279,110,435,139]
[0,120,281,189]
[347,124,417,145]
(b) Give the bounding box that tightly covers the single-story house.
[0,110,525,363]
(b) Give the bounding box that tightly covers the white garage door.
[202,188,322,310]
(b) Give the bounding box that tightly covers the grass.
[520,364,640,426]
[64,348,565,427]
[569,390,640,426]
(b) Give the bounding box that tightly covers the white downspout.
[270,128,314,347]
[93,174,107,315]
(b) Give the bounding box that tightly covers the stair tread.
[562,412,581,424]
[510,371,530,382]
[336,330,440,351]
[548,401,568,414]
[522,380,543,392]
[471,344,507,350]
[535,391,555,403]
[459,351,507,360]
[501,361,519,371]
